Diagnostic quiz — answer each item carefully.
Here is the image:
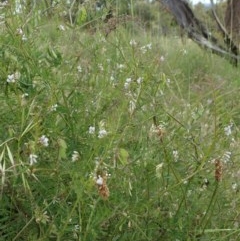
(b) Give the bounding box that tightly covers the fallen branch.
[160,0,239,65]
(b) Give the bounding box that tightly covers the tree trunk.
[225,0,240,48]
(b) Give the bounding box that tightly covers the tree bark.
[160,0,240,65]
[225,0,240,47]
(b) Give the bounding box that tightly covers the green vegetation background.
[1,0,240,240]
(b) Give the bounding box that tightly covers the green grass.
[1,5,240,241]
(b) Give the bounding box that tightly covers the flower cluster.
[6,72,20,83]
[88,121,108,139]
[140,43,152,54]
[39,135,49,147]
[149,123,166,139]
[71,151,80,162]
[224,122,233,136]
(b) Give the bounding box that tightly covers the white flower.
[0,1,8,7]
[224,123,233,136]
[22,34,27,41]
[29,154,38,165]
[16,28,23,35]
[146,43,152,49]
[136,77,143,84]
[110,75,115,81]
[89,126,95,134]
[160,56,165,62]
[16,28,27,40]
[96,175,103,185]
[77,65,82,73]
[71,151,79,162]
[173,150,179,161]
[130,39,137,46]
[7,74,15,83]
[6,72,20,83]
[181,49,187,55]
[140,43,152,54]
[58,24,65,31]
[117,63,125,69]
[232,183,238,190]
[39,135,49,147]
[140,46,147,54]
[126,78,132,83]
[124,78,132,89]
[50,104,58,111]
[21,93,28,98]
[129,100,136,115]
[221,151,231,163]
[98,129,107,138]
[74,225,80,231]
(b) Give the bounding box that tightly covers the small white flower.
[221,151,231,163]
[7,74,15,83]
[136,77,143,84]
[117,63,125,69]
[22,34,27,41]
[71,151,79,162]
[160,56,165,62]
[77,65,82,73]
[224,123,233,136]
[39,135,49,147]
[96,175,103,185]
[124,82,130,89]
[58,24,65,31]
[16,28,27,40]
[16,28,23,35]
[50,104,58,111]
[181,49,187,55]
[89,126,95,134]
[232,183,238,190]
[146,43,152,49]
[21,93,28,98]
[74,225,80,231]
[0,1,8,7]
[125,78,132,83]
[124,78,132,89]
[6,72,20,83]
[130,39,137,46]
[173,150,179,161]
[29,154,38,165]
[98,129,107,138]
[129,100,136,115]
[140,46,147,54]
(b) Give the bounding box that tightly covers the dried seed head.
[96,174,110,200]
[215,159,223,182]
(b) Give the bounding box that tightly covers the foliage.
[1,1,240,241]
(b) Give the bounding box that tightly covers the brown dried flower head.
[215,159,223,182]
[96,173,110,200]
